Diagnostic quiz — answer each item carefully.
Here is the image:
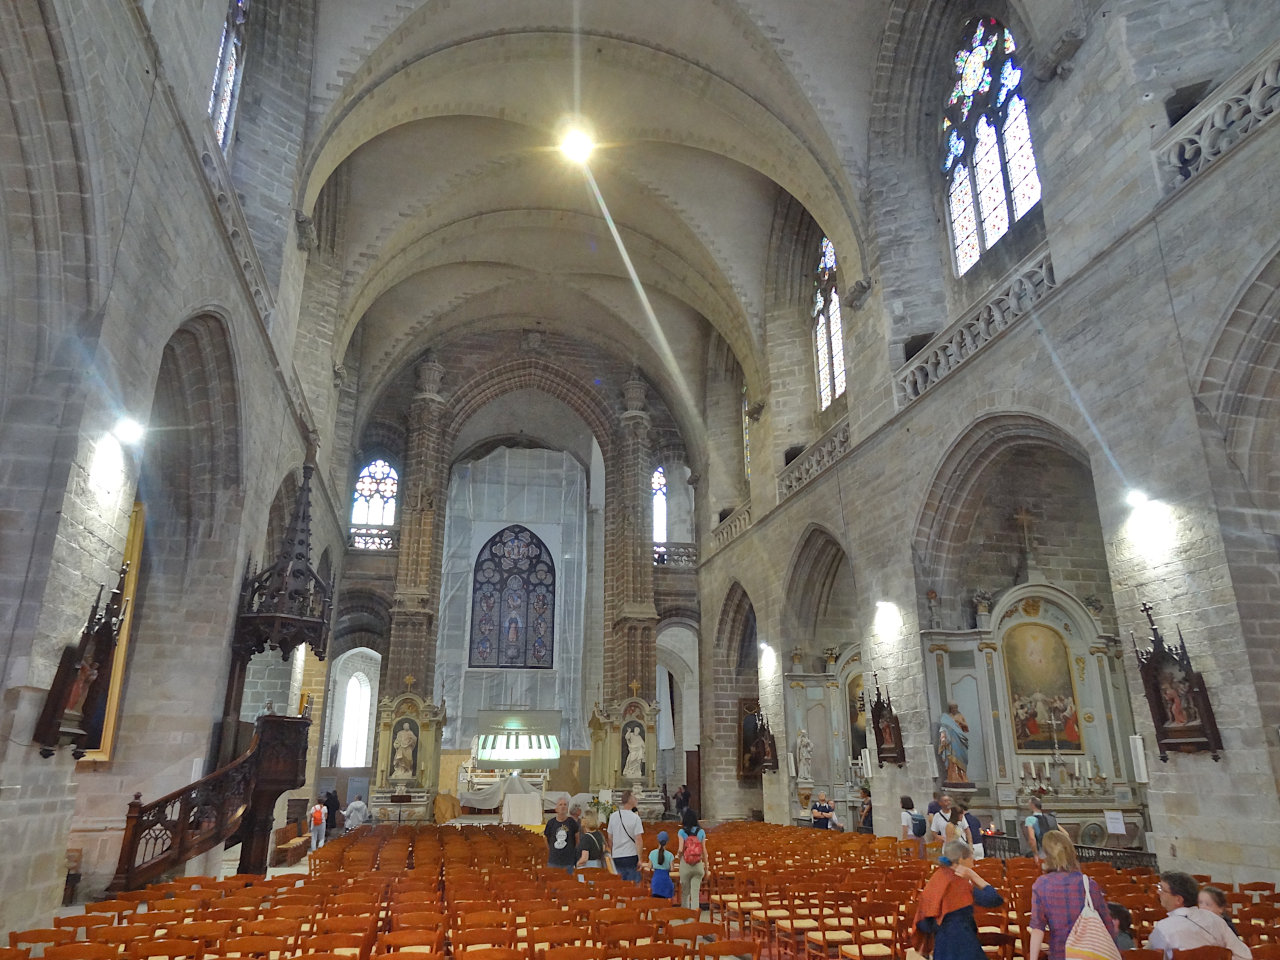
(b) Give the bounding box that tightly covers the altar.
[369,688,445,822]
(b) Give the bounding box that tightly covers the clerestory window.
[942,18,1041,275]
[813,237,846,411]
[349,458,398,550]
[208,0,248,148]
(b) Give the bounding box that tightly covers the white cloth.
[608,807,644,859]
[341,800,369,829]
[502,793,542,825]
[930,810,950,837]
[1148,907,1251,960]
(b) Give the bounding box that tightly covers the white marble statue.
[622,724,645,779]
[796,728,814,781]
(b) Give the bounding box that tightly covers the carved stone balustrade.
[778,416,851,502]
[895,247,1056,406]
[711,502,752,552]
[653,542,697,566]
[1156,39,1280,192]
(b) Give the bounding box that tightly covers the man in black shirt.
[545,796,579,872]
[811,791,834,828]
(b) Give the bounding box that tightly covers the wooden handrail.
[108,729,261,892]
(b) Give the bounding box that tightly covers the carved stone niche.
[374,692,446,795]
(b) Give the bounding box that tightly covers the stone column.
[386,357,448,702]
[606,370,659,704]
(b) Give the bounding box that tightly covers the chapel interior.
[2,0,1279,931]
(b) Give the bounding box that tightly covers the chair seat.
[750,908,790,920]
[807,930,854,945]
[839,946,893,959]
[776,918,821,932]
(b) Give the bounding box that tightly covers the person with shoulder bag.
[1027,830,1121,960]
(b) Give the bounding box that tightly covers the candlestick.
[1074,758,1080,778]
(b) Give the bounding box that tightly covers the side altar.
[588,689,663,819]
[370,686,446,823]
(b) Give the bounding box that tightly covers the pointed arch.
[783,524,856,658]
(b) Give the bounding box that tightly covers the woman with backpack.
[676,807,707,912]
[901,795,927,857]
[308,797,327,851]
[1027,830,1120,960]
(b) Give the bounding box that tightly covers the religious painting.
[469,524,555,669]
[390,717,420,779]
[846,672,868,757]
[1132,604,1223,762]
[738,698,778,778]
[1003,622,1084,753]
[621,720,646,780]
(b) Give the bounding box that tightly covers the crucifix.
[1013,507,1035,554]
[628,679,641,698]
[404,674,416,693]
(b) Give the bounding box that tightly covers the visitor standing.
[811,790,834,828]
[341,794,369,831]
[912,839,1003,960]
[576,810,607,870]
[545,796,579,873]
[308,797,327,851]
[676,807,707,912]
[607,789,645,882]
[1026,830,1120,960]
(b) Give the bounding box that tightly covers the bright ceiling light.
[559,127,595,164]
[113,417,145,445]
[1126,489,1148,507]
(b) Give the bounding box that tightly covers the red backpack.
[311,805,324,826]
[682,830,703,864]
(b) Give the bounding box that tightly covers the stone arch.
[914,413,1094,623]
[1196,242,1280,511]
[656,617,700,793]
[783,524,858,665]
[705,581,764,819]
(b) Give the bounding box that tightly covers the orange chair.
[44,946,120,960]
[666,922,724,949]
[11,931,76,953]
[297,934,368,960]
[391,912,448,932]
[451,929,517,954]
[525,927,592,958]
[450,951,523,960]
[698,941,762,959]
[126,940,203,960]
[596,921,656,958]
[540,949,606,960]
[83,902,139,923]
[52,915,116,938]
[218,936,291,960]
[0,950,27,960]
[1170,949,1231,960]
[373,930,444,955]
[628,947,690,960]
[654,908,701,932]
[175,922,232,953]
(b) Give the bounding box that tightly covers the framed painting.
[846,672,868,757]
[1002,621,1084,753]
[737,698,777,778]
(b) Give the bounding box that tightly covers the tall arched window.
[208,0,249,148]
[651,467,668,543]
[469,525,556,669]
[813,237,846,410]
[338,672,371,767]
[350,458,399,550]
[942,18,1041,275]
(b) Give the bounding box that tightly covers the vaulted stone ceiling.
[298,0,887,452]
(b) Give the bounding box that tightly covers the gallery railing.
[982,832,1157,870]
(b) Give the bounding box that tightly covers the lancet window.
[208,0,248,148]
[942,18,1041,275]
[813,237,846,410]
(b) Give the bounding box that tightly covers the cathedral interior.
[2,0,1279,930]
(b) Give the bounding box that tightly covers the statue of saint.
[937,702,971,784]
[795,728,814,781]
[392,720,418,778]
[622,724,645,779]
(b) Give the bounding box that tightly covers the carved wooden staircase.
[108,714,310,891]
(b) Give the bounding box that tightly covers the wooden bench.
[272,825,310,866]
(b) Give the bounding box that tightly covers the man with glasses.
[1148,871,1251,960]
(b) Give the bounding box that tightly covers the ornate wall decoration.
[869,674,906,768]
[738,698,778,778]
[1131,603,1223,762]
[469,525,555,669]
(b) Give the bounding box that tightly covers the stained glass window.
[651,467,667,543]
[813,236,846,410]
[742,385,751,481]
[350,459,398,550]
[941,18,1041,275]
[469,525,555,669]
[208,0,248,148]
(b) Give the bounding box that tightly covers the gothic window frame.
[469,525,556,669]
[338,672,372,767]
[208,0,249,149]
[941,17,1042,276]
[651,466,668,545]
[813,237,846,411]
[349,458,399,551]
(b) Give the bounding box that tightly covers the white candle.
[1074,758,1080,778]
[1086,759,1093,778]
[1043,761,1050,779]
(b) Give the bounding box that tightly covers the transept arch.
[783,524,858,665]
